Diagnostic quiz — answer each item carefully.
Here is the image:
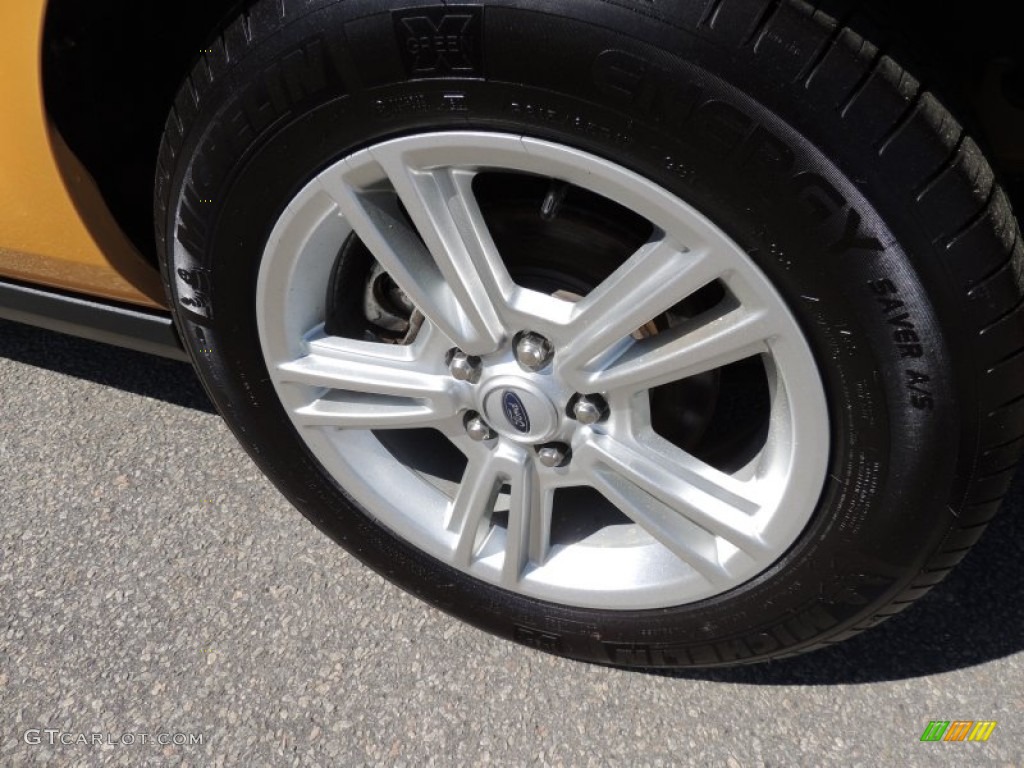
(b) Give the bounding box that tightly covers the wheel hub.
[479,374,563,444]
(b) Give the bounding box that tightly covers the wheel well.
[42,0,1022,266]
[42,0,244,263]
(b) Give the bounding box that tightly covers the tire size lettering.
[375,91,469,119]
[868,278,925,360]
[190,38,347,197]
[593,49,885,257]
[176,266,209,294]
[869,278,935,410]
[507,101,632,146]
[605,604,840,666]
[175,266,212,318]
[904,370,934,412]
[513,626,562,653]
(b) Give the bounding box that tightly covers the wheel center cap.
[481,376,560,442]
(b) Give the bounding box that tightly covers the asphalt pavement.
[1,318,1022,767]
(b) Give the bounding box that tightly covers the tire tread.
[700,0,1024,661]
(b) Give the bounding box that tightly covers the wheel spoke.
[449,451,505,566]
[370,148,514,342]
[501,447,551,586]
[447,444,551,580]
[578,434,769,575]
[581,302,774,394]
[322,154,510,354]
[560,236,720,379]
[276,337,458,430]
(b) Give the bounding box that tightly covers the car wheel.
[156,0,1024,667]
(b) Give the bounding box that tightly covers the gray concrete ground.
[1,318,1022,767]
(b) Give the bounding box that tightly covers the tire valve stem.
[540,180,570,221]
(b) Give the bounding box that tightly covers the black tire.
[156,0,1024,667]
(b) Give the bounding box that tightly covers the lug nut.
[449,351,481,383]
[514,332,554,372]
[537,443,570,468]
[572,395,608,425]
[465,414,495,442]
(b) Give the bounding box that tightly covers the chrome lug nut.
[537,443,570,468]
[449,351,481,383]
[465,415,496,442]
[514,332,554,372]
[572,395,608,425]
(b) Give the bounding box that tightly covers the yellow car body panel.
[0,1,165,309]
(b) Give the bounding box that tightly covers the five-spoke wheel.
[256,133,829,610]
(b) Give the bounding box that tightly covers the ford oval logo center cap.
[502,391,531,433]
[481,378,559,442]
